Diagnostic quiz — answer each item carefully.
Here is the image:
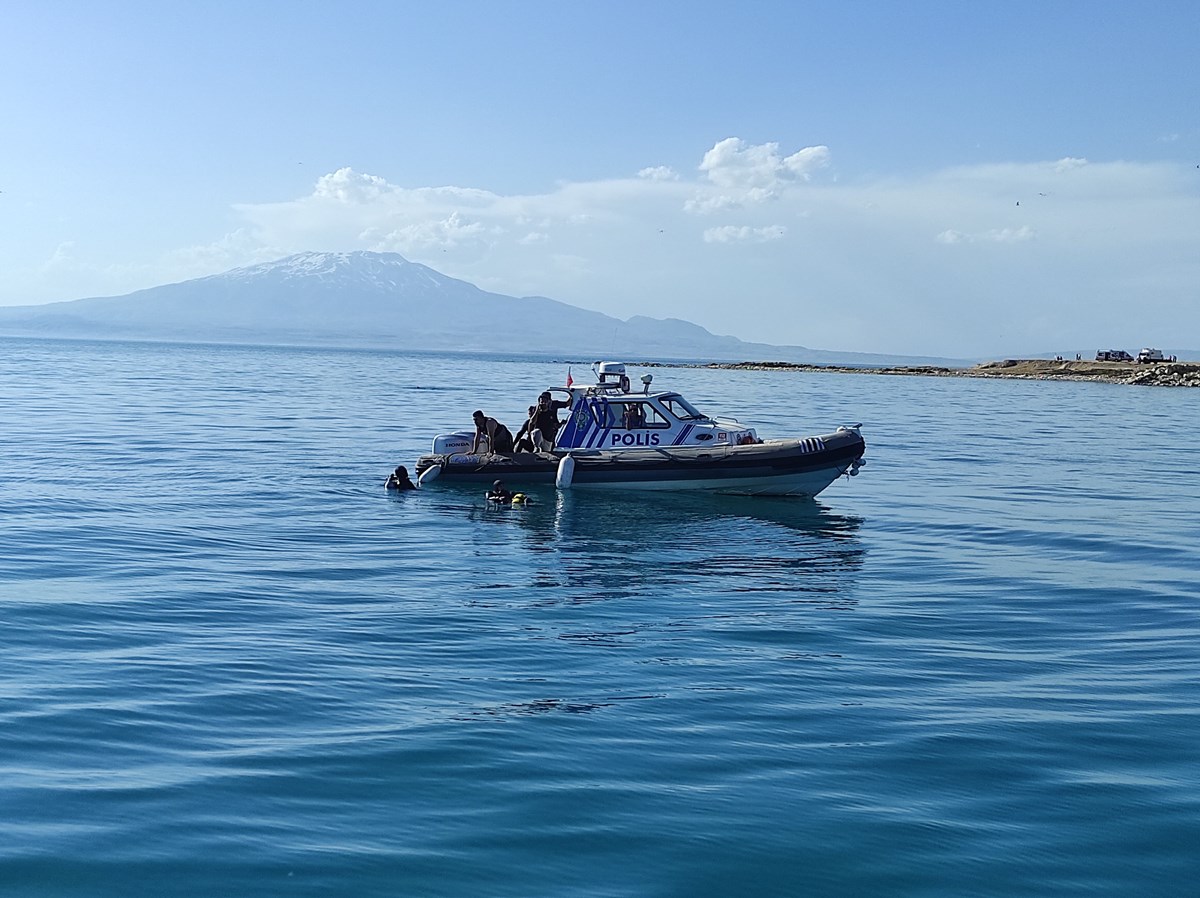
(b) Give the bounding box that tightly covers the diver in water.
[486,480,513,503]
[385,465,418,490]
[486,480,529,506]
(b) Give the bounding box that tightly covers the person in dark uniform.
[514,406,540,452]
[472,410,514,454]
[530,391,570,449]
[622,402,645,429]
[386,465,417,490]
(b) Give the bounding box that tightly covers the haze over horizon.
[4,1,1199,358]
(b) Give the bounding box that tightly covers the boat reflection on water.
[452,485,865,609]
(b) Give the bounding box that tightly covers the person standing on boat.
[530,391,570,449]
[622,402,645,429]
[472,410,515,454]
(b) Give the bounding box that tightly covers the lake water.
[2,337,1198,897]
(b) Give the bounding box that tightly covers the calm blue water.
[2,337,1198,897]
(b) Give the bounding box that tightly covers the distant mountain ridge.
[0,251,964,366]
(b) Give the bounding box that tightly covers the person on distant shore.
[472,410,514,454]
[385,465,417,490]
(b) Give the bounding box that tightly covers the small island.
[691,358,1200,388]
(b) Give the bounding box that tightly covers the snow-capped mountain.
[215,251,452,292]
[0,251,952,364]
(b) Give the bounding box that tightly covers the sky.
[3,0,1199,357]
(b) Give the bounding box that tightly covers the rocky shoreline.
[686,358,1200,388]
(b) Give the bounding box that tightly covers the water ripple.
[2,339,1199,897]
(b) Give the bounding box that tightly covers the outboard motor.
[431,432,474,454]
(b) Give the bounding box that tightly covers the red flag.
[565,366,573,387]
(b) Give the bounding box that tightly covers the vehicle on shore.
[414,362,866,497]
[1096,349,1134,362]
[1136,348,1175,363]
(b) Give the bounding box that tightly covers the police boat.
[413,362,866,497]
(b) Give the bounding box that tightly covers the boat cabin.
[551,362,757,451]
[428,362,758,456]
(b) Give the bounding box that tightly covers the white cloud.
[370,212,488,252]
[699,137,830,189]
[41,241,76,271]
[638,166,679,181]
[683,194,741,215]
[782,145,832,179]
[936,225,1035,245]
[163,229,284,275]
[313,168,392,202]
[1054,157,1088,173]
[211,152,1200,354]
[22,142,1192,358]
[683,139,829,215]
[703,225,788,244]
[989,226,1035,243]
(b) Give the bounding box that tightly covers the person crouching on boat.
[386,465,417,490]
[514,406,543,452]
[472,410,514,455]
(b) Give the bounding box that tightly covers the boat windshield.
[660,393,705,420]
